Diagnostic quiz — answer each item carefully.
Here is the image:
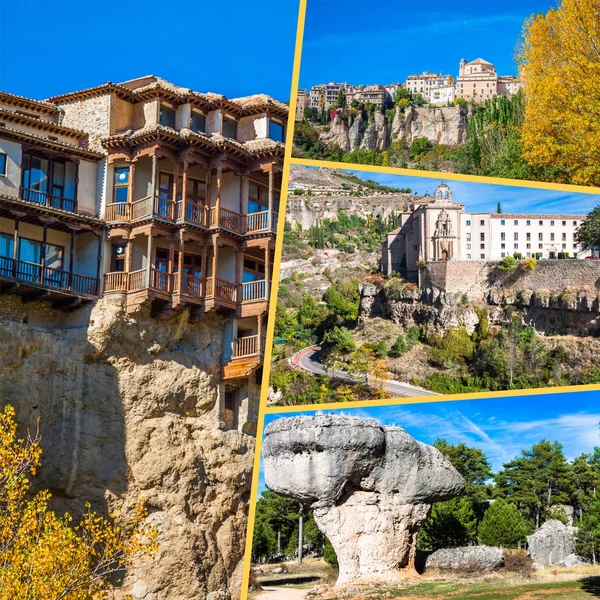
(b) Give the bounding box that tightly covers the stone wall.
[424,260,600,300]
[0,294,257,600]
[58,94,112,152]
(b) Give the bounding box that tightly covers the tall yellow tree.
[518,0,600,186]
[0,405,158,600]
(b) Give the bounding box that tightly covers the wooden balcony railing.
[232,334,260,358]
[105,202,130,222]
[173,273,203,297]
[246,211,269,233]
[21,188,77,213]
[206,277,237,302]
[128,269,147,291]
[241,280,267,302]
[176,201,208,227]
[104,271,127,292]
[149,268,172,292]
[0,256,98,296]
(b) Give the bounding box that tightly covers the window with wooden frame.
[111,244,127,272]
[243,257,265,283]
[173,252,202,277]
[159,105,175,128]
[268,120,285,143]
[0,153,6,176]
[190,113,206,133]
[248,182,268,214]
[222,117,237,140]
[113,166,130,203]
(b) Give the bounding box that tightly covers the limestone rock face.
[426,546,505,571]
[527,520,576,566]
[321,112,350,152]
[263,415,465,585]
[0,294,257,600]
[400,105,469,146]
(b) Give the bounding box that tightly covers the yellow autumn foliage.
[518,0,600,186]
[0,405,158,600]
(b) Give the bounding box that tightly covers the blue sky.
[299,0,554,88]
[258,390,600,494]
[0,0,299,102]
[347,169,600,215]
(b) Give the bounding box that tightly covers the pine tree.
[497,201,502,214]
[477,498,531,548]
[418,497,478,550]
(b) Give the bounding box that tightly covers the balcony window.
[113,167,130,203]
[0,233,13,258]
[268,120,285,143]
[159,105,175,128]
[222,118,237,140]
[22,154,77,210]
[0,153,6,175]
[243,258,265,282]
[248,182,268,213]
[501,232,505,240]
[190,113,206,133]
[111,244,127,272]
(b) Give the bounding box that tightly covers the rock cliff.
[313,105,469,153]
[263,415,465,585]
[0,294,258,600]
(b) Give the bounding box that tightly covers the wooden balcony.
[223,334,265,380]
[172,272,203,298]
[105,196,277,236]
[104,268,172,294]
[21,187,77,213]
[105,195,175,224]
[232,334,260,358]
[0,255,99,303]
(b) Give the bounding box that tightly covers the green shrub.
[389,335,408,357]
[498,255,518,271]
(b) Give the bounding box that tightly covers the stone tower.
[459,58,467,77]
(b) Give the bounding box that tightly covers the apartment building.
[456,58,522,102]
[381,183,592,278]
[405,72,454,98]
[296,89,310,120]
[0,91,105,308]
[0,76,286,394]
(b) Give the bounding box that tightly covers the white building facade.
[382,183,593,278]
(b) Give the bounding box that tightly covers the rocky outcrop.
[426,546,505,571]
[262,415,465,585]
[360,261,600,337]
[528,520,576,566]
[320,112,350,152]
[0,294,258,600]
[312,105,469,153]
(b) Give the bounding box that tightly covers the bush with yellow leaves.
[0,405,158,600]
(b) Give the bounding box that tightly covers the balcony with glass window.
[18,153,79,214]
[102,230,270,317]
[104,157,279,237]
[0,213,102,306]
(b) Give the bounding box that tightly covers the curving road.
[291,346,438,398]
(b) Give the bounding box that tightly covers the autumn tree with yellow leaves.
[0,405,158,600]
[518,0,600,186]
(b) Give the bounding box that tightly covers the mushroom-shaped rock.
[262,415,465,585]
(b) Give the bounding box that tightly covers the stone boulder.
[263,415,465,585]
[425,546,505,571]
[528,520,575,566]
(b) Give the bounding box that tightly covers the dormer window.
[159,105,175,128]
[268,120,284,143]
[190,113,205,133]
[222,118,237,140]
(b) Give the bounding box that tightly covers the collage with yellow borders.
[243,0,600,599]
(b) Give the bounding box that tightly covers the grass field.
[252,560,600,600]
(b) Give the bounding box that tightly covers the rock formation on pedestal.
[262,415,465,585]
[527,520,576,566]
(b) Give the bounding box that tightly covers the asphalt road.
[291,346,438,398]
